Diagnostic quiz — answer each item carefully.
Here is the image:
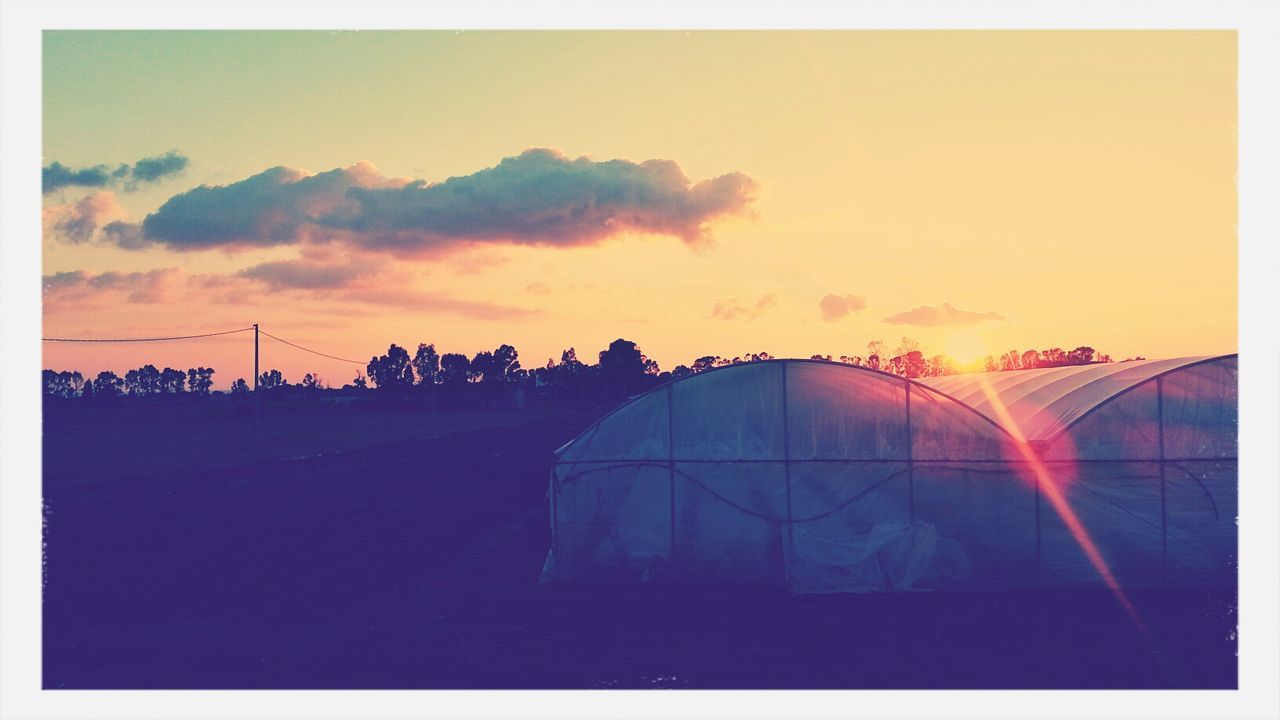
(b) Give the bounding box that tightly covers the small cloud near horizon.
[883,302,1005,327]
[711,294,777,321]
[819,294,867,321]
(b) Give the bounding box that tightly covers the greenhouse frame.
[541,355,1237,593]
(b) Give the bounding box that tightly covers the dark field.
[42,401,1237,689]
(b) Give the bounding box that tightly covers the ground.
[42,400,1236,689]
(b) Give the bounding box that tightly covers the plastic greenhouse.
[540,355,1237,593]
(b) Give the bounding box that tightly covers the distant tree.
[42,369,84,398]
[439,353,471,386]
[351,371,368,390]
[412,343,440,386]
[1020,350,1042,370]
[1041,347,1068,367]
[258,369,286,391]
[983,355,998,373]
[159,367,186,393]
[186,367,215,395]
[92,371,123,398]
[492,344,521,382]
[80,378,95,401]
[469,350,495,383]
[301,373,323,391]
[691,356,722,374]
[124,364,162,396]
[230,378,250,394]
[1070,346,1096,364]
[598,339,652,398]
[670,364,693,379]
[903,350,926,378]
[366,344,413,392]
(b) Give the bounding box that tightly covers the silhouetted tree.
[599,339,654,399]
[301,373,323,391]
[367,344,413,392]
[439,353,471,387]
[691,356,721,374]
[469,350,494,383]
[186,367,215,395]
[258,369,286,391]
[124,364,161,396]
[412,343,440,386]
[230,378,250,394]
[1070,346,1096,364]
[492,344,521,382]
[159,367,186,393]
[93,370,123,398]
[43,369,84,398]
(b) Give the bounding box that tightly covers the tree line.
[44,336,1121,403]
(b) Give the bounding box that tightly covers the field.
[42,400,1237,689]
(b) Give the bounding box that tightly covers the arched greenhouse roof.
[920,354,1237,445]
[554,359,1013,465]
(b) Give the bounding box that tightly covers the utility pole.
[254,322,260,447]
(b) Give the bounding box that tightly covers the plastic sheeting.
[543,356,1237,593]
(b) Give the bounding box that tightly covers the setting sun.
[944,330,989,368]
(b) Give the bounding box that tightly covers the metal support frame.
[1157,376,1168,574]
[666,385,677,567]
[905,381,915,524]
[780,363,795,583]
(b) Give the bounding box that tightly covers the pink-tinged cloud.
[43,191,128,244]
[883,302,1005,327]
[43,266,534,321]
[107,149,754,255]
[237,255,386,291]
[819,293,867,321]
[711,294,777,321]
[43,267,188,306]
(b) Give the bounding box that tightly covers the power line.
[259,330,365,365]
[42,327,254,343]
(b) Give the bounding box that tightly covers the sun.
[944,330,988,368]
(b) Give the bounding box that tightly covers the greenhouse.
[540,355,1237,593]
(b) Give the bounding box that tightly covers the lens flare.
[973,373,1149,637]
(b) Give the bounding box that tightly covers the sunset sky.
[41,30,1237,387]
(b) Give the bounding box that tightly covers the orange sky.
[42,31,1237,387]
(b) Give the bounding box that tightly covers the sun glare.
[944,331,987,368]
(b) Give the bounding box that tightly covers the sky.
[41,31,1237,387]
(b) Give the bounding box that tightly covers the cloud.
[819,294,867,321]
[126,149,756,255]
[43,191,127,244]
[100,221,151,250]
[42,151,190,194]
[42,162,115,194]
[129,151,190,184]
[140,162,398,250]
[43,265,534,321]
[237,255,384,291]
[525,281,551,295]
[42,267,188,306]
[711,294,778,321]
[883,302,1005,327]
